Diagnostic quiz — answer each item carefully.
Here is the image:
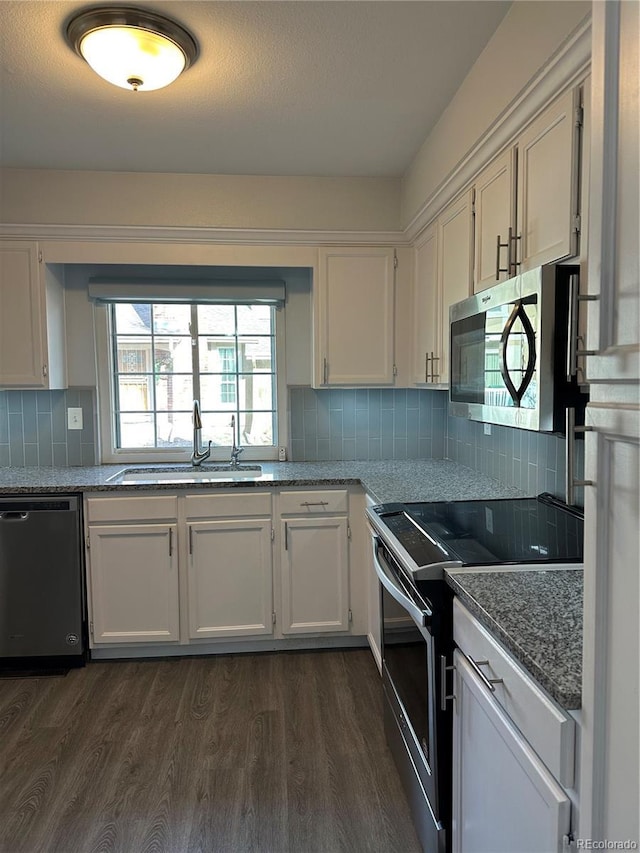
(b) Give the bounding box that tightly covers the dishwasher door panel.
[0,496,85,660]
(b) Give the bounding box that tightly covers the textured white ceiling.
[0,1,511,177]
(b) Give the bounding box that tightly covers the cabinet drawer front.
[279,489,348,514]
[184,491,272,519]
[86,495,178,523]
[453,598,575,786]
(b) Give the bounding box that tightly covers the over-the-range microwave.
[449,263,588,432]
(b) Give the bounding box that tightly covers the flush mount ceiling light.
[66,6,198,92]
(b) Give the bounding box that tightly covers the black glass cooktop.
[372,493,583,568]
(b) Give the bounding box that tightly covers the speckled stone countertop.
[3,459,583,709]
[0,459,524,505]
[446,570,583,710]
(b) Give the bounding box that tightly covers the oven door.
[372,536,446,850]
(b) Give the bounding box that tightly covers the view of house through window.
[111,303,276,450]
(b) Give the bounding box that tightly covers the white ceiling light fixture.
[66,6,198,92]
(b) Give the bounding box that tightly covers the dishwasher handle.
[0,511,29,521]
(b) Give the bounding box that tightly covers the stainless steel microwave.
[449,264,587,432]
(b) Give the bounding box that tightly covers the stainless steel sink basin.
[107,465,263,484]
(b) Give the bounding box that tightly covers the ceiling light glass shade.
[66,7,198,92]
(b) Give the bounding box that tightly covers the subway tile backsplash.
[0,389,96,467]
[445,407,585,506]
[289,387,583,505]
[288,387,447,462]
[1,385,582,507]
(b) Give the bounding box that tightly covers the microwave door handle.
[498,300,537,406]
[371,539,430,626]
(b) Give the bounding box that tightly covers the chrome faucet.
[191,400,211,467]
[229,414,244,468]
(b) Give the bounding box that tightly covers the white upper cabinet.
[0,241,67,389]
[315,247,396,386]
[472,85,583,294]
[411,191,473,387]
[473,149,516,291]
[585,1,639,387]
[411,222,440,385]
[437,189,474,385]
[516,87,581,272]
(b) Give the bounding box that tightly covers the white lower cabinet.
[187,518,273,639]
[88,522,179,644]
[280,516,349,634]
[452,599,575,853]
[85,487,357,652]
[278,488,351,635]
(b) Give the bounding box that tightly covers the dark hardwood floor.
[0,650,421,853]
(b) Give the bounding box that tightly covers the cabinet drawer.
[453,597,575,786]
[86,495,178,523]
[279,489,348,514]
[184,491,272,519]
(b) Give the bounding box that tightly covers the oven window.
[381,585,432,767]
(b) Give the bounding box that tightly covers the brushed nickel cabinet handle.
[496,234,510,280]
[467,657,503,693]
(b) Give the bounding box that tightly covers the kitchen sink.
[107,465,264,484]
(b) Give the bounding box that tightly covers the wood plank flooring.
[0,650,421,853]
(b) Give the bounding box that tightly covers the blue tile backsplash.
[288,387,447,462]
[0,385,582,505]
[0,389,97,467]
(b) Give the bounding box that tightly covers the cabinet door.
[88,523,179,644]
[437,190,474,384]
[585,1,639,385]
[452,650,571,853]
[516,88,580,271]
[473,149,516,291]
[581,407,639,843]
[280,516,349,634]
[316,247,395,386]
[187,519,273,639]
[411,223,440,384]
[0,242,46,387]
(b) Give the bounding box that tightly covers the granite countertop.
[446,569,583,710]
[0,459,525,505]
[2,459,581,710]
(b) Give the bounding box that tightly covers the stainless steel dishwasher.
[0,495,86,667]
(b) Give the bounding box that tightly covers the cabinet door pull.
[188,525,193,555]
[496,234,510,280]
[440,654,456,711]
[284,522,288,550]
[323,357,328,385]
[169,527,173,557]
[467,656,503,693]
[425,352,431,383]
[565,407,594,506]
[300,500,329,507]
[431,353,440,382]
[508,227,521,276]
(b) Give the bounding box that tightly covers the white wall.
[401,0,591,230]
[0,169,400,233]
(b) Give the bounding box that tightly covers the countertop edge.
[445,572,581,711]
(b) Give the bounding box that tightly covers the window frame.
[95,301,287,464]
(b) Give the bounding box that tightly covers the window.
[107,302,278,457]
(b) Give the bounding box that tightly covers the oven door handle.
[371,539,432,626]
